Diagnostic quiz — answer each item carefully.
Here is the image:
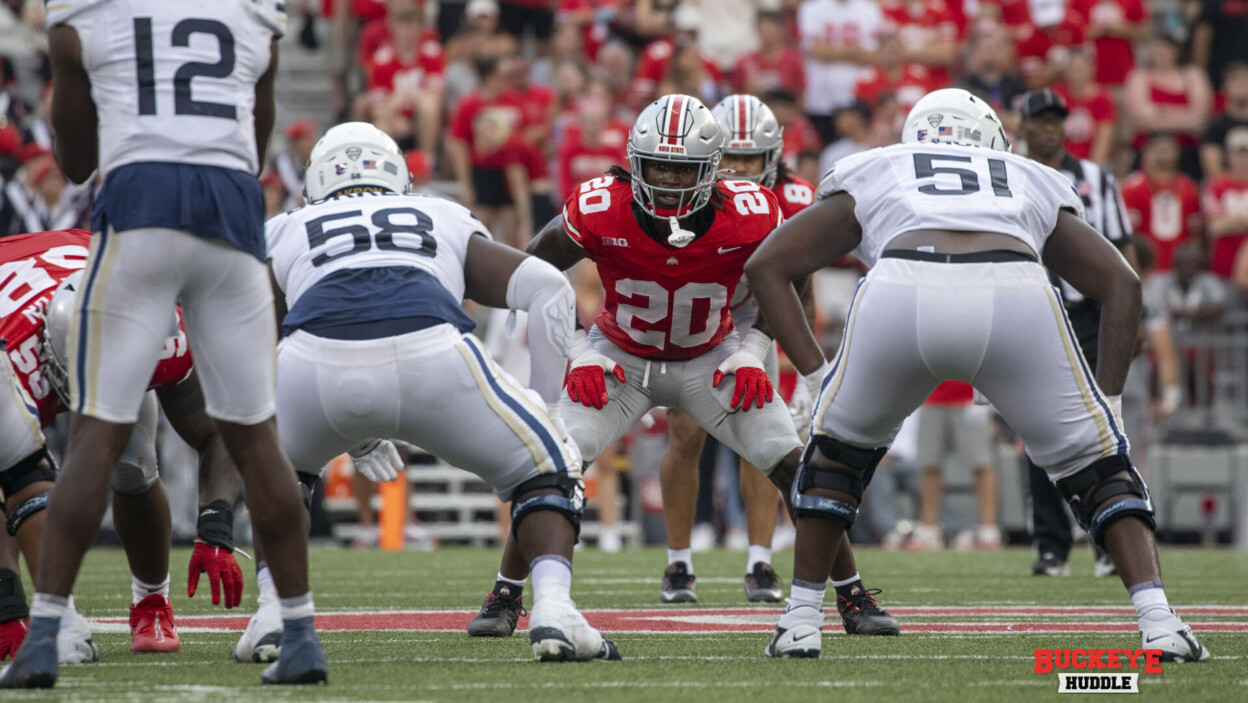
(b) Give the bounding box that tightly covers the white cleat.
[528,598,620,662]
[58,607,99,665]
[232,607,283,663]
[765,604,823,659]
[1141,621,1211,663]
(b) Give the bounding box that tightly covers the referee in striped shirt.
[1019,88,1140,578]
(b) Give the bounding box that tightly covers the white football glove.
[348,438,404,482]
[789,362,827,436]
[1160,385,1181,415]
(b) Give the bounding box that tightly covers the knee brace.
[297,471,320,513]
[110,461,159,495]
[1056,454,1155,549]
[6,491,50,536]
[509,472,585,538]
[0,447,57,499]
[791,435,888,528]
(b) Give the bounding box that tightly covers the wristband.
[196,499,235,552]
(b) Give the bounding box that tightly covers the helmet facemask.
[627,148,722,220]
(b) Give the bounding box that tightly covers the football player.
[468,94,898,638]
[747,88,1210,663]
[239,122,617,665]
[0,230,248,661]
[2,0,326,688]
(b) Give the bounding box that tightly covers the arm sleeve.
[505,257,576,404]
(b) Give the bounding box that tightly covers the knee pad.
[0,447,57,499]
[1056,454,1155,549]
[297,471,320,512]
[110,461,159,495]
[509,472,585,538]
[791,435,888,528]
[6,491,50,536]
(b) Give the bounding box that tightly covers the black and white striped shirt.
[1050,154,1133,304]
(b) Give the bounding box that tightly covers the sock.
[788,578,826,611]
[831,572,862,591]
[256,564,279,609]
[30,593,68,620]
[280,593,316,622]
[497,572,527,588]
[1130,581,1173,622]
[132,573,171,605]
[746,545,771,573]
[530,555,572,603]
[668,548,692,571]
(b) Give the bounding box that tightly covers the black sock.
[494,580,523,600]
[834,580,864,600]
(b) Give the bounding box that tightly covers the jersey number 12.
[133,18,237,120]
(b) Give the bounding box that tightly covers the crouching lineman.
[0,230,247,662]
[241,122,618,663]
[746,88,1210,662]
[468,94,897,637]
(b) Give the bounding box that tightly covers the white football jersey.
[267,191,489,314]
[46,0,286,175]
[817,142,1085,267]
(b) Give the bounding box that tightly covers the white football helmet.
[627,94,723,219]
[902,88,1011,152]
[304,122,411,203]
[711,95,784,188]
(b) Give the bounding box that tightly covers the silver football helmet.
[711,95,784,188]
[902,88,1011,152]
[627,94,723,219]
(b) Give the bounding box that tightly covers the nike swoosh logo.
[718,246,741,254]
[793,631,819,641]
[1144,634,1167,643]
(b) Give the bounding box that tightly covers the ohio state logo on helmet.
[655,95,694,155]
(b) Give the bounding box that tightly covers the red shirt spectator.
[557,0,611,60]
[631,37,722,109]
[450,91,525,168]
[366,37,446,95]
[1122,171,1202,271]
[781,115,824,167]
[977,0,1032,30]
[1052,81,1116,161]
[321,0,391,20]
[1068,0,1148,86]
[854,63,935,113]
[732,10,806,96]
[557,124,628,199]
[926,381,975,405]
[1016,15,1087,86]
[1204,172,1248,277]
[879,0,960,87]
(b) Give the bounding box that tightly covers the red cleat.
[129,595,180,653]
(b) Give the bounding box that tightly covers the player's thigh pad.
[967,266,1128,479]
[69,228,184,423]
[0,354,45,474]
[813,264,945,449]
[678,335,801,475]
[396,331,580,498]
[275,330,402,474]
[111,390,160,494]
[175,234,276,425]
[558,327,658,463]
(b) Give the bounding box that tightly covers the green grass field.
[5,545,1246,702]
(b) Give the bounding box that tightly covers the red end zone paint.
[87,607,1248,634]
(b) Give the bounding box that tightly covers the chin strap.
[667,216,695,248]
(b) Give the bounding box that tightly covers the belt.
[300,315,447,341]
[880,249,1038,264]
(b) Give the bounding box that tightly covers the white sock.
[830,572,861,589]
[30,593,68,620]
[132,573,171,605]
[531,555,573,603]
[279,593,315,621]
[256,565,279,610]
[746,545,771,572]
[788,579,826,611]
[668,548,692,570]
[498,572,527,588]
[1130,581,1173,622]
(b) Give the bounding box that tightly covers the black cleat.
[1030,552,1070,577]
[260,619,327,685]
[744,563,784,603]
[467,582,527,637]
[838,584,900,636]
[661,562,697,603]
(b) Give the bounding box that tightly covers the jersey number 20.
[133,18,237,120]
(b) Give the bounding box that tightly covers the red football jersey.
[562,177,782,360]
[0,230,193,425]
[1120,171,1202,271]
[366,38,446,96]
[1202,176,1248,277]
[775,175,816,221]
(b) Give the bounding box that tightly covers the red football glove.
[187,539,244,609]
[712,329,775,412]
[0,618,28,660]
[565,330,627,409]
